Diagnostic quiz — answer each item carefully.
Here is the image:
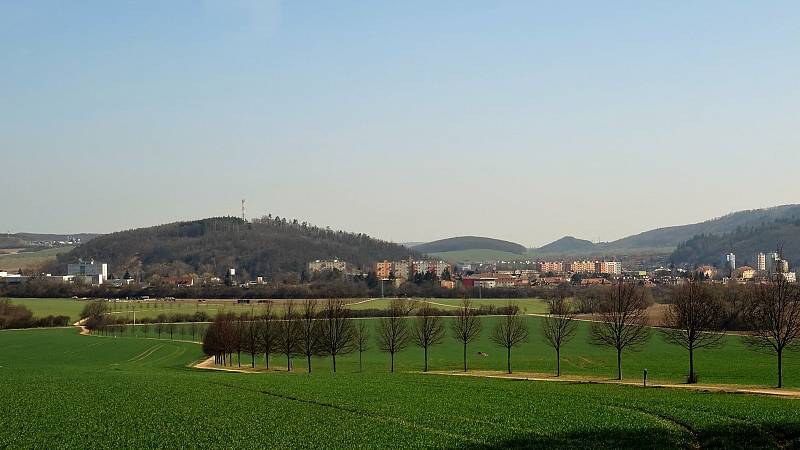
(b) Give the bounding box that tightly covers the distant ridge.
[671,217,800,267]
[535,204,800,255]
[414,236,527,255]
[536,236,596,254]
[54,216,418,278]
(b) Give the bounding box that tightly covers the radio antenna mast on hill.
[241,199,246,222]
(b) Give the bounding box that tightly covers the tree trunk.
[463,342,467,372]
[251,352,255,368]
[391,351,395,373]
[507,347,511,374]
[265,352,269,369]
[332,353,337,373]
[287,353,291,372]
[616,348,622,380]
[238,351,241,367]
[307,355,312,373]
[424,346,428,372]
[688,346,695,384]
[778,347,783,388]
[359,350,363,372]
[556,347,561,377]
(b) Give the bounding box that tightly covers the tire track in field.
[126,344,163,363]
[604,404,700,449]
[149,346,186,365]
[678,406,788,449]
[201,380,482,445]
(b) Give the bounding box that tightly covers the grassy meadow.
[0,327,799,448]
[4,297,550,323]
[98,314,798,389]
[0,245,74,271]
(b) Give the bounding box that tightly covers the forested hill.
[670,218,800,267]
[534,204,800,255]
[535,236,596,254]
[55,217,419,280]
[608,204,800,251]
[414,236,527,255]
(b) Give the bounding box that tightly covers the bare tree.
[542,295,578,377]
[414,304,446,372]
[490,303,529,374]
[276,302,301,371]
[377,298,414,372]
[744,277,800,388]
[451,298,482,372]
[320,299,356,372]
[590,282,651,380]
[244,309,260,368]
[298,299,324,373]
[662,281,725,383]
[259,301,277,369]
[354,319,370,372]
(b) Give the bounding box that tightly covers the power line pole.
[241,199,246,222]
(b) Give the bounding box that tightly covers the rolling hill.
[53,216,418,279]
[536,204,800,256]
[414,236,527,256]
[670,218,800,268]
[535,236,596,254]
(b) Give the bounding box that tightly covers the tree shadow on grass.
[455,423,800,450]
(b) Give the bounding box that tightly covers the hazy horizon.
[3,2,800,246]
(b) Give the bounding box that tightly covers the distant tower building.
[722,253,736,272]
[756,253,766,272]
[766,252,780,273]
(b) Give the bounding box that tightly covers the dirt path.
[192,356,292,374]
[425,370,800,398]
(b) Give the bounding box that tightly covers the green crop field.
[5,297,798,387]
[97,314,798,389]
[6,298,89,323]
[5,297,551,322]
[0,245,74,271]
[1,327,799,449]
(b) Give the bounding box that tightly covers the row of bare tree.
[199,278,800,388]
[582,278,800,387]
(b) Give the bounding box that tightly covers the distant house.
[308,259,350,274]
[735,266,756,280]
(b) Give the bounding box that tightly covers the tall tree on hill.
[662,281,725,383]
[299,299,324,373]
[320,299,356,372]
[259,301,277,369]
[354,319,370,372]
[414,304,446,372]
[490,303,529,374]
[744,277,800,388]
[377,299,414,372]
[276,302,301,372]
[542,294,578,377]
[451,298,482,372]
[590,282,651,380]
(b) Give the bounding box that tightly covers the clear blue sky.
[2,1,799,246]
